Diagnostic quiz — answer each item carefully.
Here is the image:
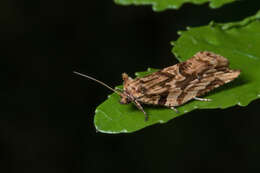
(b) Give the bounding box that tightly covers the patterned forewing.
[124,51,240,107]
[137,68,240,107]
[127,65,184,98]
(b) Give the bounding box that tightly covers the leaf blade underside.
[114,0,236,11]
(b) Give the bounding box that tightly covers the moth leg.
[170,106,179,113]
[134,100,149,121]
[194,97,212,102]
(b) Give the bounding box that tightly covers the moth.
[74,51,240,121]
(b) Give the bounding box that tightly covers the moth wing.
[126,65,182,98]
[132,51,225,97]
[175,68,241,105]
[129,51,226,98]
[126,51,240,107]
[138,68,240,107]
[194,69,241,97]
[137,89,183,107]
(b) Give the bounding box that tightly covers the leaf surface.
[114,0,236,11]
[94,11,260,133]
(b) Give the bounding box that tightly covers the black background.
[3,0,260,172]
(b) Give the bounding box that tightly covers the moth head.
[121,73,134,93]
[122,73,133,86]
[120,73,135,104]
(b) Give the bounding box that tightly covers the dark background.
[2,0,260,172]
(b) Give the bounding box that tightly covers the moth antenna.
[73,71,121,95]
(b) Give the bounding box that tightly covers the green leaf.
[94,10,260,134]
[114,0,236,11]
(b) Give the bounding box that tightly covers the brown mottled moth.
[74,51,240,121]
